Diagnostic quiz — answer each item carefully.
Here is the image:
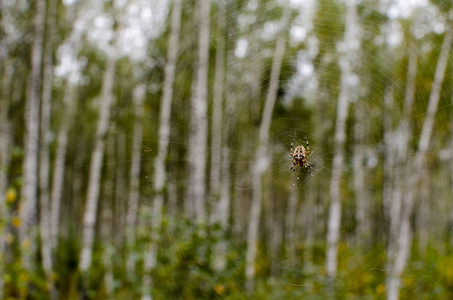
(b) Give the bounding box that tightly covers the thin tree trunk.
[326,0,358,282]
[114,131,126,248]
[270,185,283,276]
[50,83,77,251]
[186,0,210,226]
[209,0,226,205]
[39,0,58,295]
[79,41,118,273]
[141,1,182,298]
[125,84,146,277]
[450,129,453,244]
[416,175,430,256]
[212,23,237,272]
[245,8,289,293]
[0,59,14,300]
[386,40,418,283]
[102,133,116,298]
[286,178,298,266]
[353,112,369,246]
[19,0,45,272]
[386,27,453,300]
[50,3,83,251]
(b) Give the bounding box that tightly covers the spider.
[290,138,312,171]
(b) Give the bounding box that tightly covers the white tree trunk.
[209,0,226,203]
[125,84,146,276]
[326,0,358,281]
[79,45,118,273]
[102,133,116,298]
[245,8,289,293]
[20,0,45,271]
[386,41,417,284]
[50,83,77,251]
[386,28,453,300]
[186,0,210,226]
[39,1,58,294]
[114,131,127,247]
[141,1,182,298]
[353,114,369,245]
[50,3,84,251]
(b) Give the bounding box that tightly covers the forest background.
[1,0,453,299]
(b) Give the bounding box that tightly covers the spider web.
[38,0,453,298]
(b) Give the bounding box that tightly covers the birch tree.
[386,26,453,300]
[185,0,210,226]
[209,0,226,206]
[245,7,290,293]
[39,0,58,294]
[326,0,359,281]
[79,29,120,273]
[210,0,232,271]
[125,84,146,276]
[385,39,417,286]
[50,3,84,251]
[19,0,45,271]
[141,0,182,298]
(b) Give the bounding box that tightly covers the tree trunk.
[353,109,370,246]
[245,8,289,293]
[326,0,358,282]
[385,40,418,286]
[114,130,126,248]
[141,0,182,298]
[79,41,118,273]
[386,27,453,300]
[50,3,83,251]
[209,0,226,204]
[185,0,210,226]
[50,83,77,251]
[0,59,14,300]
[102,133,116,298]
[39,0,58,295]
[286,178,298,266]
[19,0,45,272]
[125,84,146,277]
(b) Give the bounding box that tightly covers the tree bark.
[141,0,182,298]
[125,84,146,277]
[209,0,226,205]
[50,3,83,251]
[19,0,45,272]
[326,0,358,282]
[386,27,453,300]
[79,39,118,273]
[385,40,418,286]
[39,0,58,295]
[185,0,210,226]
[353,109,370,246]
[286,178,298,266]
[0,58,14,300]
[245,8,289,293]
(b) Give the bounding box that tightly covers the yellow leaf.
[12,217,21,228]
[6,188,16,205]
[214,284,226,295]
[376,284,385,294]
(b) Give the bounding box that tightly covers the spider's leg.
[290,139,294,157]
[291,160,296,171]
[305,137,310,157]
